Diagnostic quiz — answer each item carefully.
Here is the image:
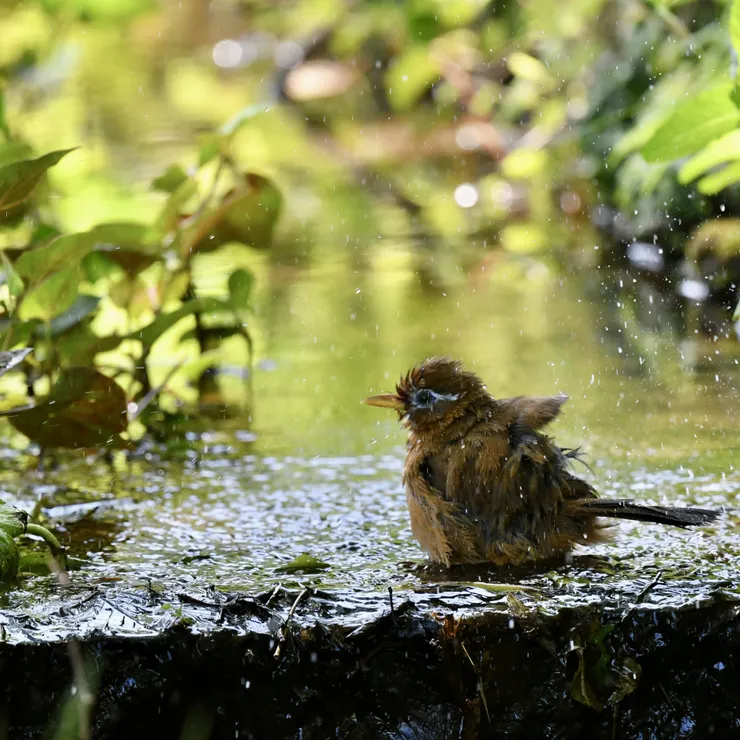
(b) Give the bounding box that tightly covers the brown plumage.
[364,357,720,567]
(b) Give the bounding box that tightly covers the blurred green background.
[1,0,740,449]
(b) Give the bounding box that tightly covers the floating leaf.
[228,268,255,311]
[275,553,331,574]
[15,232,95,282]
[181,175,282,258]
[0,149,75,212]
[0,347,32,379]
[152,164,189,193]
[0,530,19,582]
[0,503,27,538]
[7,367,131,450]
[641,86,740,163]
[19,265,81,322]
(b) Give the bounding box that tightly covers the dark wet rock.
[0,569,739,739]
[0,437,738,739]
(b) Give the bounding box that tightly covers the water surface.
[2,255,739,639]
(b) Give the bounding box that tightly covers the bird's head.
[364,357,489,433]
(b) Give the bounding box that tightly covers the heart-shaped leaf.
[0,148,75,212]
[181,175,281,258]
[7,368,131,450]
[0,503,27,538]
[0,530,19,582]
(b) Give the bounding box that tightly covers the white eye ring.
[414,389,461,406]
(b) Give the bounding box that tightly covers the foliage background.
[0,0,739,447]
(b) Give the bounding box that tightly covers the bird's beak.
[363,393,404,411]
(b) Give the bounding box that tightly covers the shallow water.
[2,255,740,639]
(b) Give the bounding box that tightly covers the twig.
[273,588,309,659]
[461,641,491,723]
[636,570,664,604]
[128,359,185,422]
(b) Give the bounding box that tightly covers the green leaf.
[89,222,161,274]
[641,87,740,163]
[19,265,81,322]
[731,0,740,60]
[0,252,24,297]
[197,106,267,167]
[15,232,95,281]
[275,553,331,574]
[228,268,254,311]
[181,175,282,258]
[198,135,223,168]
[734,298,740,321]
[678,130,740,184]
[154,178,198,236]
[152,164,189,193]
[0,321,37,349]
[39,294,100,337]
[697,160,740,194]
[386,45,441,112]
[42,0,155,22]
[0,90,9,138]
[7,367,131,450]
[0,503,27,538]
[56,325,123,367]
[179,325,241,344]
[0,148,75,212]
[0,530,19,582]
[131,296,228,348]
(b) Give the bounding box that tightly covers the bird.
[363,357,720,567]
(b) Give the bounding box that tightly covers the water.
[1,255,740,640]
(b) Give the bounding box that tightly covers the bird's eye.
[415,389,434,406]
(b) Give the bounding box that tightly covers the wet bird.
[364,357,719,567]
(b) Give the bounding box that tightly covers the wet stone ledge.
[1,560,739,739]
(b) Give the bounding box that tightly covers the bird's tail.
[574,499,720,528]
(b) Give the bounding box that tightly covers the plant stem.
[24,523,63,554]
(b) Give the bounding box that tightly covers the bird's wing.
[500,394,569,431]
[442,422,586,561]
